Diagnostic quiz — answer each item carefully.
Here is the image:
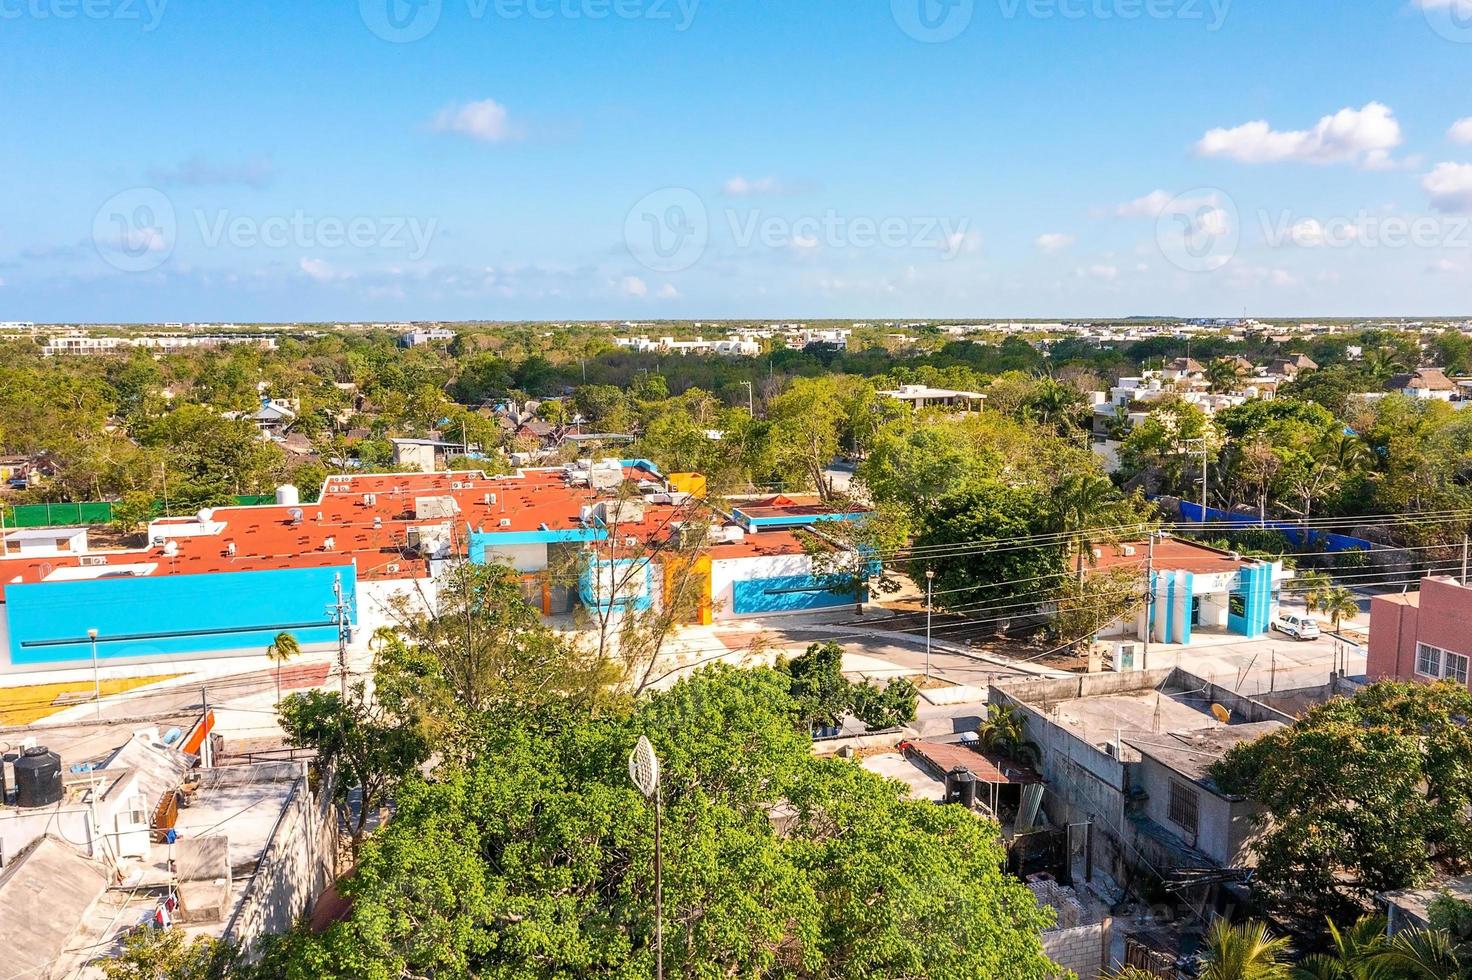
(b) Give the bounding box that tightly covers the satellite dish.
[628,735,660,800]
[1210,704,1231,725]
[163,541,179,557]
[197,508,213,523]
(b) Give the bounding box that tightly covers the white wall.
[709,552,818,621]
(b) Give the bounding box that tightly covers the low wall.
[1044,919,1113,980]
[224,762,338,955]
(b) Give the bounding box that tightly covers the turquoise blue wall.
[732,510,866,531]
[1227,564,1274,637]
[7,565,356,665]
[468,527,604,561]
[577,557,653,613]
[732,574,865,614]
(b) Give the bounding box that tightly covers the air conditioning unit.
[385,563,401,574]
[499,518,512,527]
[451,482,464,490]
[79,555,107,567]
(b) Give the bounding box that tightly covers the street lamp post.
[87,628,101,720]
[628,735,663,980]
[924,569,935,681]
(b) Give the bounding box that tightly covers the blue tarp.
[1176,501,1372,553]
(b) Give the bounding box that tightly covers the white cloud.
[299,257,352,282]
[1194,102,1403,167]
[1450,118,1472,145]
[1081,264,1118,281]
[1418,0,1472,12]
[1282,218,1360,247]
[1115,189,1221,220]
[1423,162,1472,213]
[722,176,784,197]
[620,275,648,297]
[943,230,982,256]
[1035,232,1075,252]
[1429,257,1463,275]
[656,283,679,299]
[1116,190,1175,219]
[430,99,518,143]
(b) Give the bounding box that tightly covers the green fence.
[2,494,288,528]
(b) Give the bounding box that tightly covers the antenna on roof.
[288,508,304,526]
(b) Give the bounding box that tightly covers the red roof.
[0,467,809,599]
[1090,539,1252,576]
[0,464,671,594]
[900,740,1043,785]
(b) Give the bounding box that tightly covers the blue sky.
[3,0,1472,321]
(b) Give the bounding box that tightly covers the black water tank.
[14,746,62,808]
[944,766,979,808]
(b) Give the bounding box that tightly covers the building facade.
[1368,576,1472,689]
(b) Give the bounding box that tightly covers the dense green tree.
[275,666,1054,979]
[1212,682,1472,918]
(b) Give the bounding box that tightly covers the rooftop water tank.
[14,746,62,808]
[275,484,301,507]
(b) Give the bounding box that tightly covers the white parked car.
[1273,613,1321,640]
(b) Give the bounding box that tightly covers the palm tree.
[1052,472,1138,583]
[1307,586,1361,634]
[975,702,1040,766]
[1373,927,1468,979]
[1199,919,1292,980]
[266,631,301,703]
[1292,914,1388,980]
[1316,429,1374,476]
[1207,357,1249,394]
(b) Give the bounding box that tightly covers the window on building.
[1168,780,1199,836]
[1417,643,1444,679]
[1447,652,1470,687]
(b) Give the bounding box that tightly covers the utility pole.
[330,574,351,697]
[1463,533,1468,586]
[88,628,101,721]
[741,380,754,417]
[1142,533,1154,670]
[924,569,935,681]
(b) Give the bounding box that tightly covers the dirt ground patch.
[0,674,181,726]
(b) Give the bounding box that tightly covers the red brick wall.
[1368,578,1472,689]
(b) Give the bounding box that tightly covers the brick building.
[1367,576,1472,689]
